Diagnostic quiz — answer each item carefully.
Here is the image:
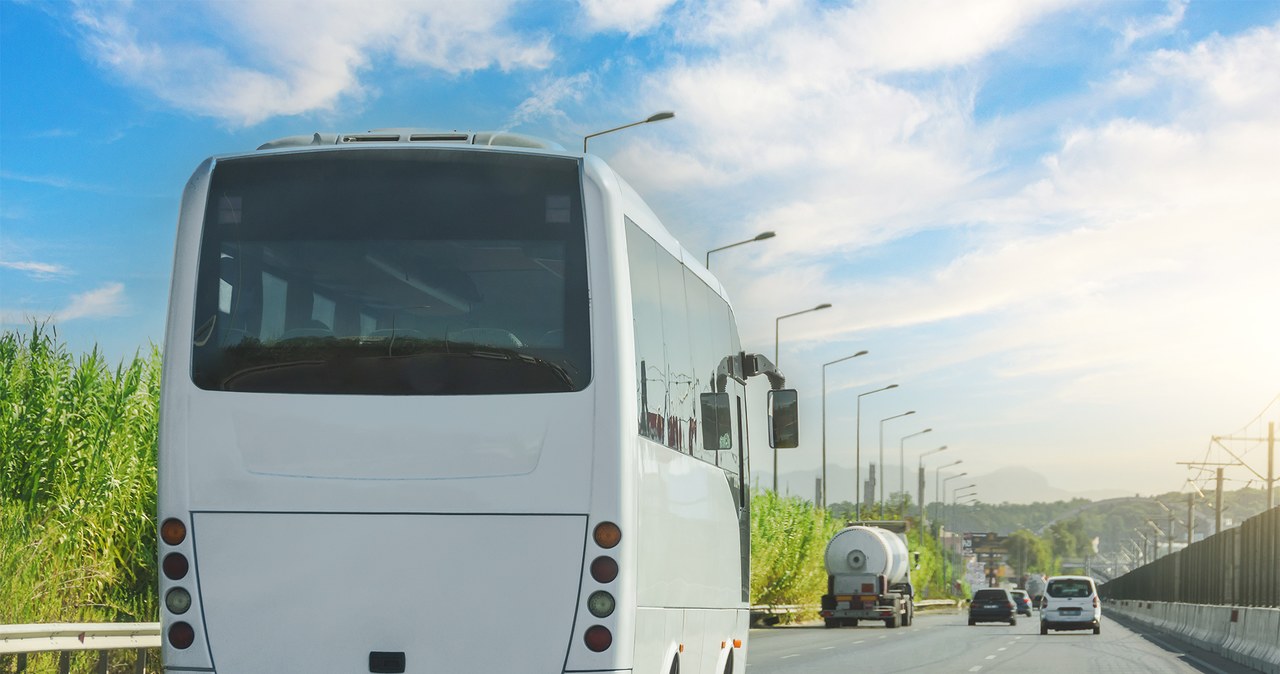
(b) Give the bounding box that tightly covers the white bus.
[157,129,797,674]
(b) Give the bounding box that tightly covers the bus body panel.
[193,512,585,673]
[174,389,593,514]
[635,439,746,608]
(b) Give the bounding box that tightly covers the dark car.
[1011,589,1032,616]
[969,588,1017,626]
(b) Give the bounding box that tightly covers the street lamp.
[935,462,963,525]
[769,302,831,493]
[855,384,898,519]
[892,427,932,514]
[939,471,967,510]
[878,413,917,515]
[706,231,776,269]
[774,303,832,367]
[918,446,948,546]
[821,350,869,508]
[583,111,675,152]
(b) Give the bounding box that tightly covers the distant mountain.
[962,466,1131,505]
[770,464,1130,506]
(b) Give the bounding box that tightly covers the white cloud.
[0,260,71,280]
[69,0,554,126]
[1120,0,1187,49]
[510,73,594,127]
[57,282,128,321]
[579,0,678,35]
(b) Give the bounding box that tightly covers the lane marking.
[969,667,983,672]
[821,646,835,650]
[853,640,865,644]
[997,647,1007,651]
[781,654,799,659]
[985,655,997,660]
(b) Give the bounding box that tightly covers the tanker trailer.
[819,522,917,628]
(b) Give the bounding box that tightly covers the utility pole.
[1177,460,1240,535]
[1211,426,1274,509]
[1187,493,1194,546]
[1215,468,1224,534]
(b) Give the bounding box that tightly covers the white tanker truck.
[819,521,918,628]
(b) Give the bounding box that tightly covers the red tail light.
[168,622,195,649]
[1093,597,1099,608]
[584,626,612,652]
[163,553,189,581]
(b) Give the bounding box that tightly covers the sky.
[2,0,1278,503]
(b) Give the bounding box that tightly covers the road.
[746,610,1261,674]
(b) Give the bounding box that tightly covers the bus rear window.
[190,149,590,394]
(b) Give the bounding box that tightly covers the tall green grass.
[0,324,159,625]
[750,490,841,620]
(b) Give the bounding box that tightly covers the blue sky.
[3,0,1278,501]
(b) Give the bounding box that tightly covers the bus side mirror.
[914,551,921,569]
[768,389,799,449]
[700,392,732,450]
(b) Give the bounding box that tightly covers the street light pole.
[821,350,869,509]
[936,464,963,510]
[770,302,832,493]
[583,111,675,152]
[898,427,933,514]
[774,303,832,368]
[706,231,776,269]
[855,384,898,519]
[878,413,917,515]
[918,446,948,547]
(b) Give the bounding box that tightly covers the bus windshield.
[190,149,590,395]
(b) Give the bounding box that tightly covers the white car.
[1039,575,1101,635]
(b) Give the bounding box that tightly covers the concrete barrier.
[1118,603,1280,673]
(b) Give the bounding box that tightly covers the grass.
[0,324,160,626]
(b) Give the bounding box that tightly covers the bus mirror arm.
[713,353,787,392]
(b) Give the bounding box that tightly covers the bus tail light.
[584,626,612,652]
[587,591,615,618]
[590,556,618,583]
[168,622,195,649]
[161,518,187,546]
[593,522,621,549]
[166,588,192,615]
[163,553,190,580]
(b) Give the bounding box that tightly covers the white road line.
[969,667,983,672]
[986,655,997,660]
[821,646,835,650]
[997,647,1007,651]
[781,654,799,659]
[853,640,866,644]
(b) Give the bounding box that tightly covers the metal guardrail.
[0,623,159,674]
[750,598,960,625]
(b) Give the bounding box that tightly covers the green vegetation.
[750,489,839,620]
[0,325,160,626]
[751,494,968,622]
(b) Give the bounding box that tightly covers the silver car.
[1039,575,1101,635]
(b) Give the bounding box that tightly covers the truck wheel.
[1040,623,1048,635]
[1093,623,1101,635]
[824,619,839,629]
[1009,618,1017,626]
[904,606,913,627]
[968,618,976,626]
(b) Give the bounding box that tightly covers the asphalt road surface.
[746,610,1262,674]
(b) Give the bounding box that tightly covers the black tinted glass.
[191,149,590,394]
[1046,579,1094,598]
